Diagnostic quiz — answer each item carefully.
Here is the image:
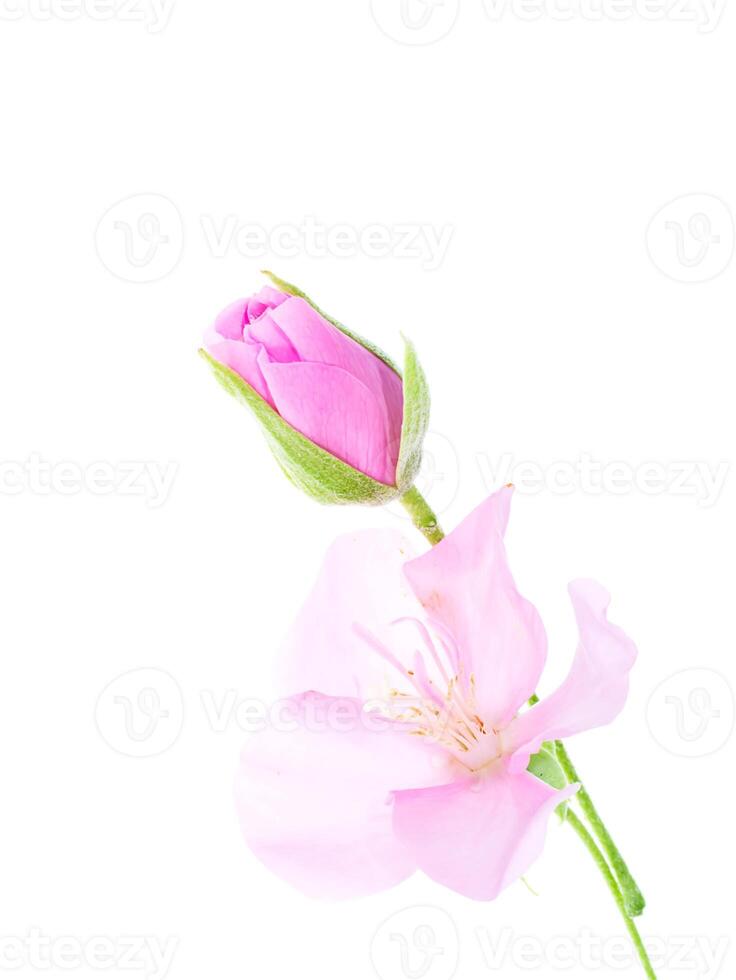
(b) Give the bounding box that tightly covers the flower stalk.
[564,810,657,980]
[555,740,645,916]
[399,486,445,544]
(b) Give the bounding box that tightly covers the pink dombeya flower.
[204,287,403,486]
[235,488,638,901]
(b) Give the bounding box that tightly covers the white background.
[1,1,734,978]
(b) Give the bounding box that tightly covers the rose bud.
[200,273,430,506]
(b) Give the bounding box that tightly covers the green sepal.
[199,350,400,506]
[527,742,573,821]
[396,335,430,491]
[261,270,401,375]
[528,743,568,790]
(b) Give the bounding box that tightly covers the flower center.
[354,618,505,772]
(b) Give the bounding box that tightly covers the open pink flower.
[235,488,637,900]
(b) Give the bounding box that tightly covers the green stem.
[564,810,657,979]
[555,740,645,917]
[399,486,445,545]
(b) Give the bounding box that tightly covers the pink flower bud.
[204,287,404,486]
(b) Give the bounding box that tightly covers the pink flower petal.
[235,692,450,899]
[260,360,397,484]
[505,579,638,773]
[403,488,547,728]
[247,311,299,363]
[213,299,248,340]
[276,530,424,701]
[268,296,384,383]
[392,765,576,901]
[245,287,289,322]
[270,298,403,459]
[203,334,275,408]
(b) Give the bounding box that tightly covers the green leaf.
[396,335,430,491]
[199,350,400,506]
[261,270,401,375]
